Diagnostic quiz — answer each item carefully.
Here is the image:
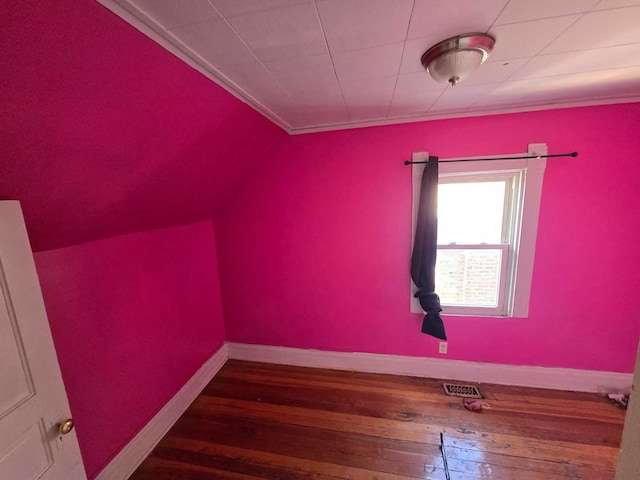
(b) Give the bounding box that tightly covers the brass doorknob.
[57,419,75,435]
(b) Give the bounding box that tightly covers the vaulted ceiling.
[102,0,640,133]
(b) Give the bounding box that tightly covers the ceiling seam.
[424,85,450,114]
[585,2,640,13]
[208,0,310,19]
[485,0,512,32]
[533,40,640,58]
[492,64,640,84]
[490,10,601,28]
[385,0,416,118]
[312,0,350,122]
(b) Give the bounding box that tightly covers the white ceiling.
[102,0,640,133]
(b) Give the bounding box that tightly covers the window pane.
[435,249,502,307]
[438,181,506,244]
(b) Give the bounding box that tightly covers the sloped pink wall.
[0,0,285,252]
[215,103,640,374]
[34,222,226,479]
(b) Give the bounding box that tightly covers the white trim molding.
[287,97,640,135]
[95,344,229,480]
[227,343,632,394]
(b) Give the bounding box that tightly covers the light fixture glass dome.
[421,33,495,86]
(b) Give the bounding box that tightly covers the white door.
[616,341,640,479]
[0,201,86,480]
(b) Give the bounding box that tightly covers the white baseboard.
[227,343,632,394]
[95,343,229,480]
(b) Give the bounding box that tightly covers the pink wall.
[0,0,285,252]
[34,221,226,479]
[215,103,640,374]
[6,2,636,479]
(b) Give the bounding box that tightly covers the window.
[411,145,547,317]
[435,173,517,316]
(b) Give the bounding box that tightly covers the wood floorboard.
[129,360,625,479]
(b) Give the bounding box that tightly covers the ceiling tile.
[347,106,391,121]
[457,58,530,86]
[340,76,397,107]
[227,3,326,61]
[169,20,256,67]
[476,66,640,107]
[388,104,429,117]
[399,37,435,74]
[286,81,344,106]
[429,84,497,111]
[494,0,598,25]
[217,62,294,110]
[408,0,509,40]
[211,0,311,18]
[489,15,581,61]
[592,0,640,9]
[542,6,640,54]
[316,0,413,53]
[512,43,640,79]
[332,43,404,82]
[389,88,443,116]
[265,54,338,90]
[285,82,345,108]
[131,0,221,29]
[277,105,350,127]
[395,72,449,95]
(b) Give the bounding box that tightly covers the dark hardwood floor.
[129,360,625,479]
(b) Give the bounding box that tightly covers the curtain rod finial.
[570,151,578,157]
[404,160,411,165]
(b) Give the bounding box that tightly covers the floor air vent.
[442,383,484,399]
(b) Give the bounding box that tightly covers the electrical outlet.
[439,342,448,354]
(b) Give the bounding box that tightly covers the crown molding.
[287,95,640,134]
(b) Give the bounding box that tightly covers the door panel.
[0,269,35,417]
[0,201,86,480]
[0,422,53,480]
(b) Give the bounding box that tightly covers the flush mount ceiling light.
[421,33,495,87]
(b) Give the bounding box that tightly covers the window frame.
[410,144,547,318]
[436,243,510,316]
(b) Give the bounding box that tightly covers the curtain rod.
[404,151,578,165]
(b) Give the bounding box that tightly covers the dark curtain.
[411,156,447,340]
